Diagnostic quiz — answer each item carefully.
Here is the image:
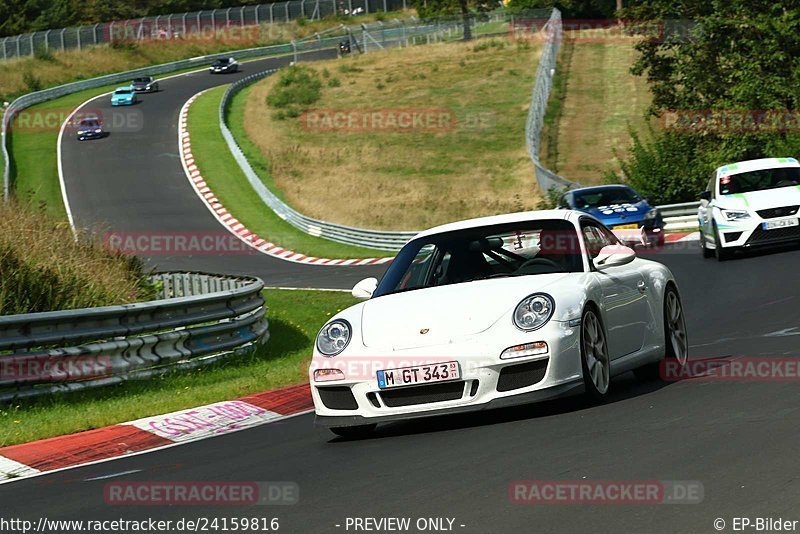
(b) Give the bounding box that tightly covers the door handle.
[637,280,647,293]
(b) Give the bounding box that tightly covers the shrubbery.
[0,202,155,314]
[267,65,322,120]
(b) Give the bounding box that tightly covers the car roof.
[716,157,799,177]
[413,210,589,239]
[568,184,635,194]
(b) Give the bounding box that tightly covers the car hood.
[360,273,571,350]
[580,201,651,225]
[717,186,800,212]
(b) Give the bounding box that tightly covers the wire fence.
[522,8,581,194]
[0,0,407,61]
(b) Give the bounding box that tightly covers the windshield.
[79,120,99,128]
[213,59,228,65]
[374,220,583,297]
[719,167,800,195]
[115,89,131,95]
[572,187,641,209]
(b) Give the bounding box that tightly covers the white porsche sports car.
[699,157,800,261]
[310,210,688,437]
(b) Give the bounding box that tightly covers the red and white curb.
[0,383,314,482]
[179,92,393,266]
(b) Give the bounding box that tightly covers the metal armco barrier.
[0,272,268,401]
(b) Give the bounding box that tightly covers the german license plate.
[376,362,460,389]
[763,218,799,230]
[614,223,639,230]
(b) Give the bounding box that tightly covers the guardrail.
[0,272,268,401]
[217,18,485,251]
[659,201,700,231]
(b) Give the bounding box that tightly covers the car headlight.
[644,208,659,220]
[721,209,750,221]
[94,129,102,133]
[316,319,352,357]
[513,293,555,331]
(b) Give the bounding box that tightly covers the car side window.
[707,175,716,199]
[581,223,615,259]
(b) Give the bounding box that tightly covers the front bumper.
[310,320,583,427]
[715,215,800,248]
[111,100,134,106]
[77,131,103,140]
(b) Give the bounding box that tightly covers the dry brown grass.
[0,11,415,102]
[545,30,653,185]
[242,38,543,230]
[0,202,155,314]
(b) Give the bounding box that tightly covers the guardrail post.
[291,39,298,62]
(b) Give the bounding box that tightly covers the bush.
[607,126,712,204]
[266,65,322,118]
[327,77,341,87]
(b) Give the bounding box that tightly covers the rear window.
[719,167,800,195]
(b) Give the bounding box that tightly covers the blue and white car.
[699,157,800,261]
[111,86,137,106]
[558,185,665,247]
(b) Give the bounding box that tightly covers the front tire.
[634,285,689,381]
[580,307,610,401]
[329,424,376,439]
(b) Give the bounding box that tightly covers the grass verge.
[242,37,543,230]
[539,31,653,185]
[188,86,391,258]
[0,288,357,447]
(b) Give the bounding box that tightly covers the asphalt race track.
[59,48,388,289]
[4,242,800,532]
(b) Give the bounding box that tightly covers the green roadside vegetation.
[0,288,358,446]
[189,86,391,258]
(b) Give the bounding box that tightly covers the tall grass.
[0,202,155,315]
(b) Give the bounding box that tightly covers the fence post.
[76,27,81,50]
[291,40,297,62]
[16,36,21,57]
[383,0,387,13]
[93,23,100,44]
[240,6,246,27]
[285,2,290,22]
[226,7,232,26]
[332,0,337,17]
[365,0,369,15]
[301,0,306,18]
[29,34,34,56]
[269,3,274,24]
[348,0,353,15]
[60,29,66,51]
[1,38,6,60]
[212,9,217,32]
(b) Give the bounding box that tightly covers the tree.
[415,0,494,40]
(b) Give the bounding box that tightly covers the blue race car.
[111,86,137,106]
[557,184,665,246]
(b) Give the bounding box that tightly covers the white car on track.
[699,157,800,261]
[309,210,688,437]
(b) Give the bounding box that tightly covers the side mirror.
[593,245,636,270]
[352,277,378,299]
[700,190,711,201]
